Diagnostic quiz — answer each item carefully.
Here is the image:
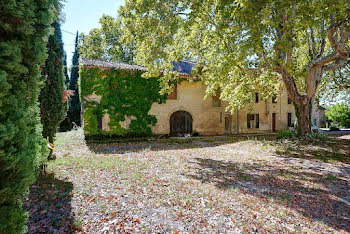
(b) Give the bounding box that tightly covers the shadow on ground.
[23,173,76,233]
[87,134,350,165]
[186,157,350,232]
[274,138,350,164]
[86,135,277,154]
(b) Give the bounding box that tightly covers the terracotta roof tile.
[80,58,195,77]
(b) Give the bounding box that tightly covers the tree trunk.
[293,98,312,136]
[48,134,54,160]
[278,66,313,136]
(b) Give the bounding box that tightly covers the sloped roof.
[80,58,147,72]
[80,58,195,77]
[172,60,196,75]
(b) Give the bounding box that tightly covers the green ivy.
[80,66,167,136]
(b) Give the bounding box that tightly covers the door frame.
[272,113,276,132]
[224,114,232,134]
[170,110,193,136]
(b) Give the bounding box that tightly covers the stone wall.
[83,79,325,136]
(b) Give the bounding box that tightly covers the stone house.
[80,58,323,136]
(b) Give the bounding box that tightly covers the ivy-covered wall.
[80,66,167,136]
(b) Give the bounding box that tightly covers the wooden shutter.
[168,84,177,100]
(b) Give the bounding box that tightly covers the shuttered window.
[168,84,177,100]
[247,114,259,128]
[288,113,292,127]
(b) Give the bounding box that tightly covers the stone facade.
[80,58,325,136]
[148,80,297,135]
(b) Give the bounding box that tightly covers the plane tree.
[120,0,350,135]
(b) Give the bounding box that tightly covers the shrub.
[326,104,350,128]
[305,132,329,141]
[0,1,57,232]
[329,126,340,131]
[277,130,293,139]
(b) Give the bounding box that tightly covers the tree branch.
[328,23,350,57]
[310,51,344,69]
[310,27,317,57]
[276,64,304,103]
[316,20,326,58]
[340,84,350,89]
[323,59,350,71]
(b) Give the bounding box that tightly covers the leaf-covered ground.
[24,129,350,233]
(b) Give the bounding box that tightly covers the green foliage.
[80,66,166,136]
[58,52,70,132]
[67,32,82,128]
[305,132,329,141]
[325,104,350,128]
[0,0,57,232]
[120,0,350,135]
[277,130,293,139]
[39,22,67,147]
[79,15,135,64]
[318,67,350,107]
[63,52,70,87]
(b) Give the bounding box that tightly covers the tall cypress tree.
[0,0,58,232]
[63,52,70,86]
[67,32,81,127]
[58,52,71,132]
[39,21,66,158]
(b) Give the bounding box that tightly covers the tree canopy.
[120,0,350,134]
[79,15,135,64]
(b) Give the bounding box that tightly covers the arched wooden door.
[170,111,193,136]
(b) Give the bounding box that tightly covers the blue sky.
[61,0,125,67]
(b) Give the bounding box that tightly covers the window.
[212,89,221,107]
[313,119,317,126]
[288,98,292,104]
[97,117,103,130]
[168,84,177,100]
[272,95,277,103]
[287,113,292,127]
[247,114,259,128]
[220,112,223,123]
[255,92,259,103]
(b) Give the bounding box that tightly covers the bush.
[305,132,329,141]
[0,1,57,232]
[277,130,293,139]
[326,104,350,128]
[329,126,340,131]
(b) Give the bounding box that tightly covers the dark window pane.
[98,117,103,130]
[288,113,292,127]
[256,114,259,128]
[255,92,259,103]
[247,114,255,128]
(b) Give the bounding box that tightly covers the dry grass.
[24,129,350,233]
